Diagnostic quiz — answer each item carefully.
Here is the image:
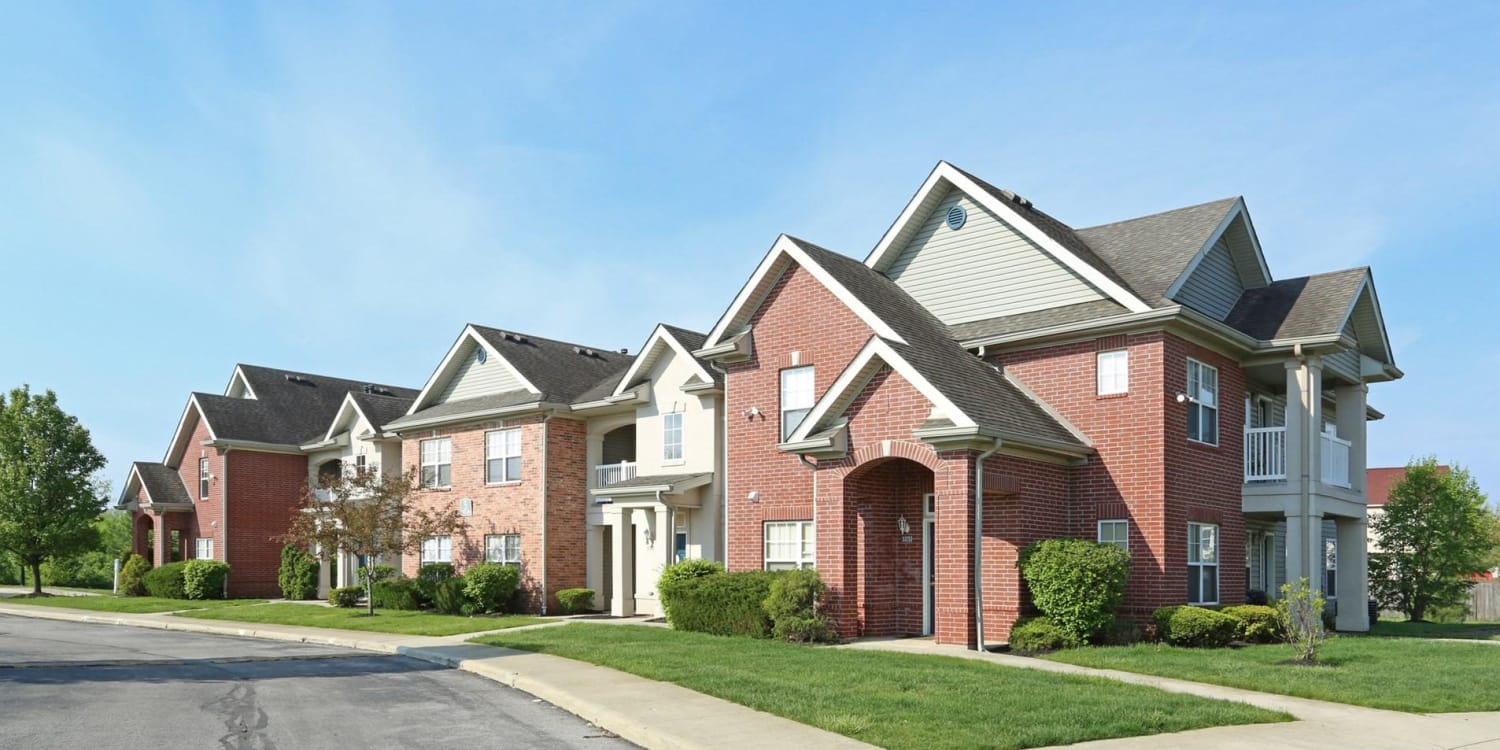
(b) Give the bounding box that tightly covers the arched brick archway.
[132,512,155,562]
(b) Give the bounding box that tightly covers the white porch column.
[611,509,635,617]
[585,523,603,609]
[1285,513,1325,594]
[1335,516,1370,631]
[1335,383,1368,496]
[651,505,675,616]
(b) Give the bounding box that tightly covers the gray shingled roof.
[1074,197,1241,307]
[600,472,711,491]
[194,366,416,446]
[1223,267,1368,340]
[469,325,634,403]
[947,300,1129,342]
[133,461,192,505]
[349,392,417,432]
[388,390,542,428]
[789,237,1087,449]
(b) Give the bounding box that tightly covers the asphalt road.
[0,613,636,750]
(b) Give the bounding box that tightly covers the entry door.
[922,493,936,635]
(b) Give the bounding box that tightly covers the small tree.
[1277,578,1326,665]
[1369,458,1492,622]
[280,468,465,614]
[0,386,107,595]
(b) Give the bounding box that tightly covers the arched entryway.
[132,512,154,561]
[840,455,936,638]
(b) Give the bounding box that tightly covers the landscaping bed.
[473,623,1288,750]
[0,594,265,614]
[179,602,547,636]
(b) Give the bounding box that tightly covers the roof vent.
[574,346,599,358]
[619,348,628,355]
[946,204,967,231]
[500,331,528,344]
[363,384,394,396]
[284,374,315,386]
[997,188,1033,208]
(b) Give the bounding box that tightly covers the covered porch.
[591,472,712,617]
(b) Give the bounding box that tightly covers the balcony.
[595,461,638,488]
[1242,426,1352,489]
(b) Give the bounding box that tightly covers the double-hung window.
[421,535,452,564]
[780,366,815,441]
[764,521,815,570]
[1098,519,1129,551]
[420,438,452,488]
[1097,350,1129,395]
[1324,538,1338,598]
[1188,522,1220,605]
[1186,359,1219,445]
[662,412,683,462]
[199,458,210,500]
[485,534,521,565]
[195,537,214,560]
[485,429,522,484]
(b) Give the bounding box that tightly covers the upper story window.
[780,366,815,441]
[1186,359,1219,446]
[662,412,684,462]
[353,453,369,477]
[1098,519,1129,551]
[1188,522,1219,605]
[1097,350,1129,395]
[199,458,210,500]
[420,437,452,489]
[485,428,521,484]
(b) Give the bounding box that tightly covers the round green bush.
[328,585,362,608]
[657,559,723,623]
[182,560,230,600]
[1018,538,1131,645]
[415,562,456,604]
[277,545,319,600]
[665,570,778,637]
[143,561,188,599]
[432,576,467,615]
[1222,604,1283,643]
[371,578,421,610]
[555,587,596,614]
[1008,617,1077,652]
[119,554,152,596]
[461,563,519,613]
[764,569,835,642]
[1153,605,1240,648]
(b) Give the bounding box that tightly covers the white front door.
[922,493,936,636]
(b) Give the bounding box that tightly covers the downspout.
[712,362,730,568]
[220,449,231,598]
[974,439,1002,651]
[539,410,555,615]
[1293,344,1312,589]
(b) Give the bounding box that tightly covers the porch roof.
[592,472,712,497]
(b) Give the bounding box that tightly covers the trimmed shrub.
[329,586,362,608]
[657,559,723,623]
[182,560,230,600]
[1018,538,1132,645]
[1100,616,1144,646]
[143,561,188,599]
[432,576,468,615]
[415,562,457,604]
[664,570,779,637]
[462,563,520,614]
[1009,617,1076,652]
[371,578,421,610]
[1223,604,1283,643]
[1153,605,1240,648]
[358,564,398,588]
[555,588,596,614]
[764,569,835,643]
[1246,589,1269,606]
[119,554,152,596]
[277,545,319,600]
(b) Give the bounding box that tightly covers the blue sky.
[2,2,1497,498]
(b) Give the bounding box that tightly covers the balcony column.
[1285,512,1325,594]
[1335,383,1368,496]
[610,508,635,617]
[1335,516,1370,631]
[586,433,605,488]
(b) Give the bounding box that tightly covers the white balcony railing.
[1321,432,1352,489]
[595,461,638,487]
[1243,426,1287,482]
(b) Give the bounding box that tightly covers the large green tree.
[1369,458,1493,621]
[0,386,107,595]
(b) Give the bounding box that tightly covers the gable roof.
[1074,197,1246,307]
[1223,267,1370,341]
[318,391,419,443]
[121,461,193,508]
[608,324,717,399]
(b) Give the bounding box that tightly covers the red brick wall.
[980,455,1071,639]
[544,417,589,612]
[180,417,225,565]
[225,449,308,598]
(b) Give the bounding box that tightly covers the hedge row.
[656,562,834,642]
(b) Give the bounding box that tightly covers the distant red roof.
[1367,465,1450,506]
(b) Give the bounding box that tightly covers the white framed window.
[195,537,214,559]
[420,437,452,488]
[1188,522,1220,605]
[421,535,452,564]
[1186,359,1219,445]
[1097,350,1129,395]
[1098,519,1129,551]
[485,534,521,565]
[199,458,210,500]
[1324,538,1338,598]
[485,429,522,484]
[780,366,815,441]
[764,521,815,570]
[354,453,369,477]
[674,511,689,563]
[662,412,684,462]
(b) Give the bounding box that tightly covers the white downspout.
[974,439,1002,651]
[220,449,230,598]
[712,362,730,568]
[539,411,555,614]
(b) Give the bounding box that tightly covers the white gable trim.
[224,366,258,399]
[163,396,216,467]
[124,464,152,506]
[321,393,371,444]
[785,337,975,444]
[1163,200,1272,301]
[611,324,715,398]
[865,162,1152,314]
[1338,274,1395,366]
[406,325,542,414]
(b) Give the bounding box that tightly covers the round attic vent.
[475,347,487,364]
[946,204,967,231]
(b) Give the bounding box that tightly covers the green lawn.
[1369,619,1500,641]
[180,603,547,636]
[1045,636,1500,713]
[0,594,265,613]
[473,624,1286,750]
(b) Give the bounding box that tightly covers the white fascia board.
[225,366,258,399]
[1340,274,1395,368]
[201,438,305,455]
[611,325,714,398]
[1163,199,1269,301]
[786,337,975,443]
[163,396,214,467]
[124,464,151,506]
[387,400,554,433]
[407,325,542,414]
[703,235,905,349]
[864,161,948,270]
[321,393,367,444]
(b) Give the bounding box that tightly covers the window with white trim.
[764,521,815,570]
[354,453,369,477]
[674,511,689,563]
[1097,350,1129,395]
[662,412,683,462]
[1324,538,1338,598]
[421,535,452,564]
[485,534,521,565]
[420,438,452,488]
[195,537,214,560]
[1188,522,1220,605]
[780,366,815,441]
[199,458,210,500]
[485,429,521,484]
[1187,359,1219,445]
[1098,519,1129,551]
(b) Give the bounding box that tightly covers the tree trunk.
[29,561,43,596]
[366,579,375,616]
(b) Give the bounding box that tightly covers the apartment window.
[1324,538,1338,598]
[485,534,521,565]
[195,537,214,560]
[661,412,684,462]
[1097,350,1129,395]
[1188,522,1220,605]
[1186,359,1219,445]
[420,437,452,488]
[354,453,369,477]
[674,511,689,563]
[485,429,522,484]
[199,458,210,500]
[1098,520,1129,551]
[780,366,815,441]
[421,535,452,564]
[764,521,815,570]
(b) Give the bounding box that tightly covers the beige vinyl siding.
[1175,238,1244,321]
[437,340,525,403]
[885,187,1107,325]
[1247,393,1287,429]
